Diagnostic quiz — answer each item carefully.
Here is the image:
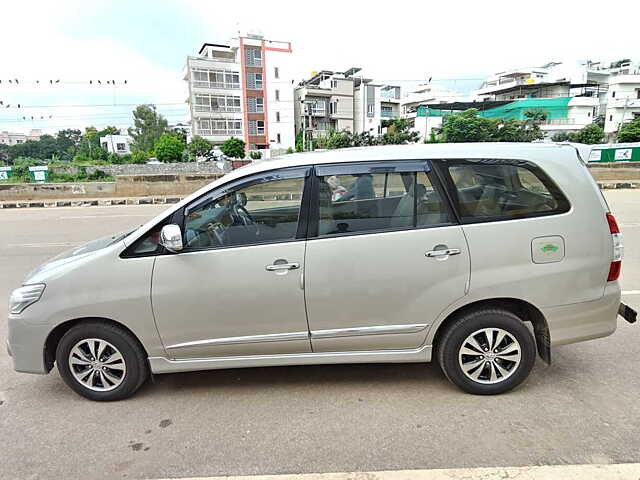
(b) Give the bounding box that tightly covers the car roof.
[233,142,582,178]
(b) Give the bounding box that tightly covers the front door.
[152,167,312,359]
[305,161,470,352]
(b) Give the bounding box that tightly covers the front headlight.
[9,284,46,315]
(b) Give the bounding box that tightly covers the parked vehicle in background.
[7,143,636,401]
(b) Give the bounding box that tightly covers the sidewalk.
[160,464,640,480]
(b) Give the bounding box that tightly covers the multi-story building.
[0,129,42,146]
[184,34,295,157]
[353,80,401,136]
[294,69,356,144]
[604,74,640,139]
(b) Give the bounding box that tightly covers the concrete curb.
[0,196,184,209]
[158,464,640,480]
[1,182,639,209]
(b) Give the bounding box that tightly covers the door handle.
[425,248,461,258]
[265,262,300,271]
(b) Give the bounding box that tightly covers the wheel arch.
[431,297,551,364]
[44,317,150,372]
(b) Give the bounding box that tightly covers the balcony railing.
[381,111,399,118]
[193,81,240,90]
[210,56,236,63]
[195,105,241,113]
[542,118,576,125]
[197,129,243,136]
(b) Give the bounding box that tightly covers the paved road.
[1,192,639,480]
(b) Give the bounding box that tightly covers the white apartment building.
[294,69,356,142]
[353,80,401,136]
[184,33,295,156]
[99,134,133,155]
[604,74,640,139]
[0,129,42,145]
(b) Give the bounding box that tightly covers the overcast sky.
[1,0,638,134]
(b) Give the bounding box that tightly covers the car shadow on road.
[137,361,456,397]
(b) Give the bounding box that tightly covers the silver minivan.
[7,143,637,401]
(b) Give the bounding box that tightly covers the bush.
[154,134,186,162]
[220,137,246,159]
[130,150,150,164]
[250,151,262,160]
[618,118,640,143]
[286,147,294,154]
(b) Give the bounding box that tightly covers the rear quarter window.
[443,160,570,222]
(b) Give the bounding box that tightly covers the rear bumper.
[543,283,621,346]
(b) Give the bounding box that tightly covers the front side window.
[184,175,306,250]
[444,160,569,221]
[316,165,450,236]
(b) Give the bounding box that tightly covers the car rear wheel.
[437,308,536,395]
[56,321,149,401]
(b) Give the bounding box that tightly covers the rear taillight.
[606,213,623,281]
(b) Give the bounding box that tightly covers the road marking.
[58,214,151,219]
[155,464,640,480]
[622,290,640,295]
[7,242,79,248]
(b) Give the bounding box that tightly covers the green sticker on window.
[541,244,559,253]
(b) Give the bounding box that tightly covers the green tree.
[551,132,573,142]
[220,137,246,158]
[378,118,419,145]
[130,150,150,164]
[618,117,640,143]
[0,144,8,164]
[153,134,186,163]
[128,105,168,152]
[441,109,499,142]
[572,124,605,144]
[295,131,304,152]
[187,135,214,159]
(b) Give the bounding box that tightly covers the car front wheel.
[56,321,149,401]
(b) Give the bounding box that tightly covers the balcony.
[197,128,243,136]
[381,110,399,118]
[193,81,240,90]
[195,105,241,113]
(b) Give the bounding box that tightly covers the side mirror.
[159,224,183,253]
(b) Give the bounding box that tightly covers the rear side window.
[317,168,451,236]
[444,160,569,221]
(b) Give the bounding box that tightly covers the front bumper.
[7,315,50,374]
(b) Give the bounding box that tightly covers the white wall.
[265,48,295,150]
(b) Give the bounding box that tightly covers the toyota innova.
[7,143,637,400]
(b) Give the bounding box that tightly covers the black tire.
[56,321,149,401]
[437,308,536,395]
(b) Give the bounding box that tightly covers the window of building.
[245,48,262,67]
[445,160,570,222]
[275,89,280,101]
[610,115,613,121]
[248,97,264,113]
[274,67,279,79]
[248,72,263,90]
[192,68,239,89]
[116,143,126,152]
[184,176,305,250]
[277,133,281,143]
[330,101,337,115]
[331,80,338,88]
[316,168,449,236]
[367,104,374,115]
[612,91,616,98]
[249,120,265,136]
[197,118,242,136]
[636,89,640,99]
[276,111,281,122]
